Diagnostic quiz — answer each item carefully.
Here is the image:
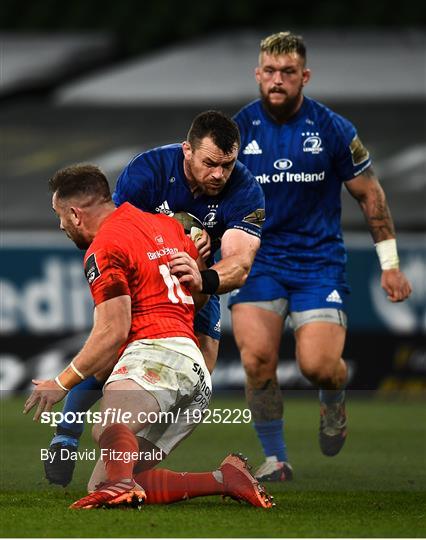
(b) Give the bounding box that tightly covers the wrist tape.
[375,238,399,270]
[55,362,85,392]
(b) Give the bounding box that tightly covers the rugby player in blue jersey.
[45,110,265,486]
[228,32,412,482]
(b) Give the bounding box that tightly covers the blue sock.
[254,419,288,462]
[51,434,79,447]
[319,389,345,404]
[51,376,104,444]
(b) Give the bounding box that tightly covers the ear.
[70,206,83,226]
[302,68,311,86]
[255,66,261,84]
[182,141,192,160]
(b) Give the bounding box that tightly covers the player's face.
[256,52,310,117]
[182,137,238,196]
[52,193,90,250]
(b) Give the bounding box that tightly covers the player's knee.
[299,356,339,386]
[241,350,278,382]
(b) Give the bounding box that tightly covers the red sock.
[134,468,224,504]
[99,424,138,482]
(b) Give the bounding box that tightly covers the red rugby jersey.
[83,203,199,348]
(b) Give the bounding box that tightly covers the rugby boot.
[254,457,293,482]
[220,453,274,508]
[319,398,347,456]
[70,479,146,509]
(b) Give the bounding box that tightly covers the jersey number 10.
[159,264,194,305]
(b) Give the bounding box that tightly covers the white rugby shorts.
[105,337,212,455]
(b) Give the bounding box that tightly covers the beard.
[64,227,90,250]
[260,84,304,123]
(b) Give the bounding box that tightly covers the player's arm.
[345,167,412,302]
[23,296,131,421]
[169,251,208,311]
[209,228,260,294]
[169,223,209,310]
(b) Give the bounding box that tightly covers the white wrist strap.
[55,376,69,392]
[70,361,86,380]
[375,239,399,270]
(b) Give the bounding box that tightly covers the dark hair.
[187,110,240,154]
[49,164,112,203]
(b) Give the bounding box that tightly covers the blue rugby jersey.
[234,97,371,280]
[113,144,265,257]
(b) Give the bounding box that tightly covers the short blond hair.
[259,31,306,64]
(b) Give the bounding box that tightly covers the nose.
[272,71,284,84]
[211,166,224,179]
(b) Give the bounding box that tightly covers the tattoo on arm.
[363,184,396,242]
[245,378,283,422]
[352,167,396,243]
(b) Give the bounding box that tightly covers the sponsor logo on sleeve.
[84,253,101,285]
[350,136,370,166]
[242,208,266,227]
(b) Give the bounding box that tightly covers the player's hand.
[381,269,412,302]
[169,252,202,292]
[23,379,67,421]
[193,230,211,261]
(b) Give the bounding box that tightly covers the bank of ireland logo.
[203,204,218,228]
[273,158,293,171]
[302,132,323,154]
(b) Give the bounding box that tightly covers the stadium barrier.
[1,232,425,395]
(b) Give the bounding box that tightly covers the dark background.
[2,0,426,56]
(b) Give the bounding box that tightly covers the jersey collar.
[258,96,309,126]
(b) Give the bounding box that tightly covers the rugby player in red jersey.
[24,164,272,509]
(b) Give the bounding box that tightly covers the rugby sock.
[54,376,104,441]
[134,469,223,504]
[319,389,345,404]
[99,424,139,481]
[254,419,288,462]
[51,434,79,447]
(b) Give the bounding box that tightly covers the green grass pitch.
[1,394,425,537]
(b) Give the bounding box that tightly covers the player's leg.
[51,297,220,487]
[88,437,227,505]
[71,377,159,509]
[291,298,348,456]
[196,332,219,373]
[194,294,221,372]
[130,365,271,507]
[87,437,164,492]
[231,301,292,482]
[45,375,104,486]
[72,337,208,508]
[88,440,273,508]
